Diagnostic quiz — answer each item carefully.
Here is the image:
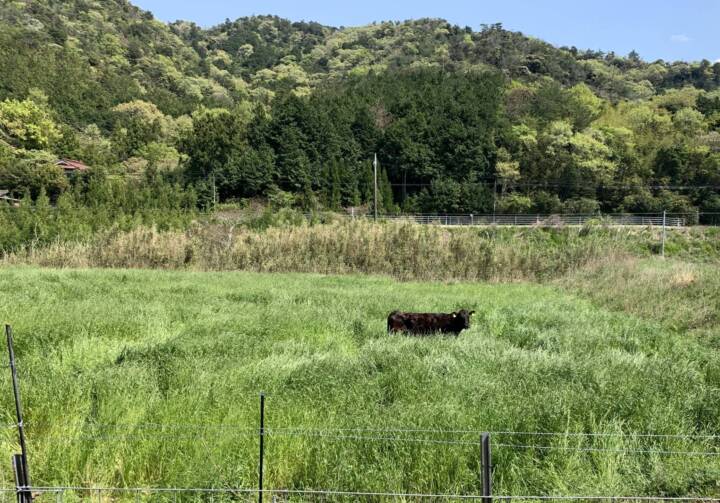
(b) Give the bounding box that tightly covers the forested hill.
[1,0,720,218]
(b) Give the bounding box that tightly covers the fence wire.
[18,429,720,457]
[11,487,720,502]
[17,423,720,441]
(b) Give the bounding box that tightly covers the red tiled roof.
[56,159,89,171]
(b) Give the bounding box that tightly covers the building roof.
[56,159,90,171]
[0,189,21,203]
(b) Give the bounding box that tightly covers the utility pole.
[373,153,378,221]
[492,177,498,224]
[402,168,407,205]
[661,210,666,258]
[212,172,217,209]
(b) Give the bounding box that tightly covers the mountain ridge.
[2,0,719,122]
[1,0,719,219]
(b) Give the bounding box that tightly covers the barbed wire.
[17,487,720,501]
[26,422,258,432]
[25,486,255,494]
[40,434,243,442]
[267,427,720,440]
[36,429,718,456]
[267,432,720,456]
[24,430,720,456]
[10,423,720,445]
[268,489,720,501]
[493,443,720,457]
[14,422,720,440]
[266,430,482,446]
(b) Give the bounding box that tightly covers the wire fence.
[2,486,720,503]
[6,417,720,501]
[18,423,720,441]
[19,423,720,451]
[4,328,720,501]
[312,213,695,227]
[5,421,720,500]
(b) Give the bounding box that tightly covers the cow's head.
[453,309,475,329]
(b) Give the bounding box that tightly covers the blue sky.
[133,0,720,63]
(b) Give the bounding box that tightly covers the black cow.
[387,310,475,336]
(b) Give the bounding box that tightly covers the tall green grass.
[0,268,718,497]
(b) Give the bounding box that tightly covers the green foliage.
[0,1,719,217]
[0,149,68,198]
[0,94,61,150]
[0,173,196,255]
[111,100,172,157]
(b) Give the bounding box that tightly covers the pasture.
[0,267,719,498]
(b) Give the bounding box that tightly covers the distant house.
[56,159,90,174]
[0,189,21,206]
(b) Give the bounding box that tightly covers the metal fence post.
[258,392,265,503]
[12,454,26,503]
[6,326,31,503]
[481,433,492,503]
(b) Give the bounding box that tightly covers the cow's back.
[387,311,458,335]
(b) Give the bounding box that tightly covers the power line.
[386,182,720,190]
[272,174,720,190]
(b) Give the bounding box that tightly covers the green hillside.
[1,0,720,252]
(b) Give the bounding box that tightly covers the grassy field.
[1,266,719,499]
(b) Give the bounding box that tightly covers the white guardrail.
[317,214,687,227]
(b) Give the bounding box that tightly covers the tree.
[112,100,171,158]
[378,166,396,213]
[565,83,604,129]
[180,108,244,187]
[0,150,68,199]
[0,96,61,151]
